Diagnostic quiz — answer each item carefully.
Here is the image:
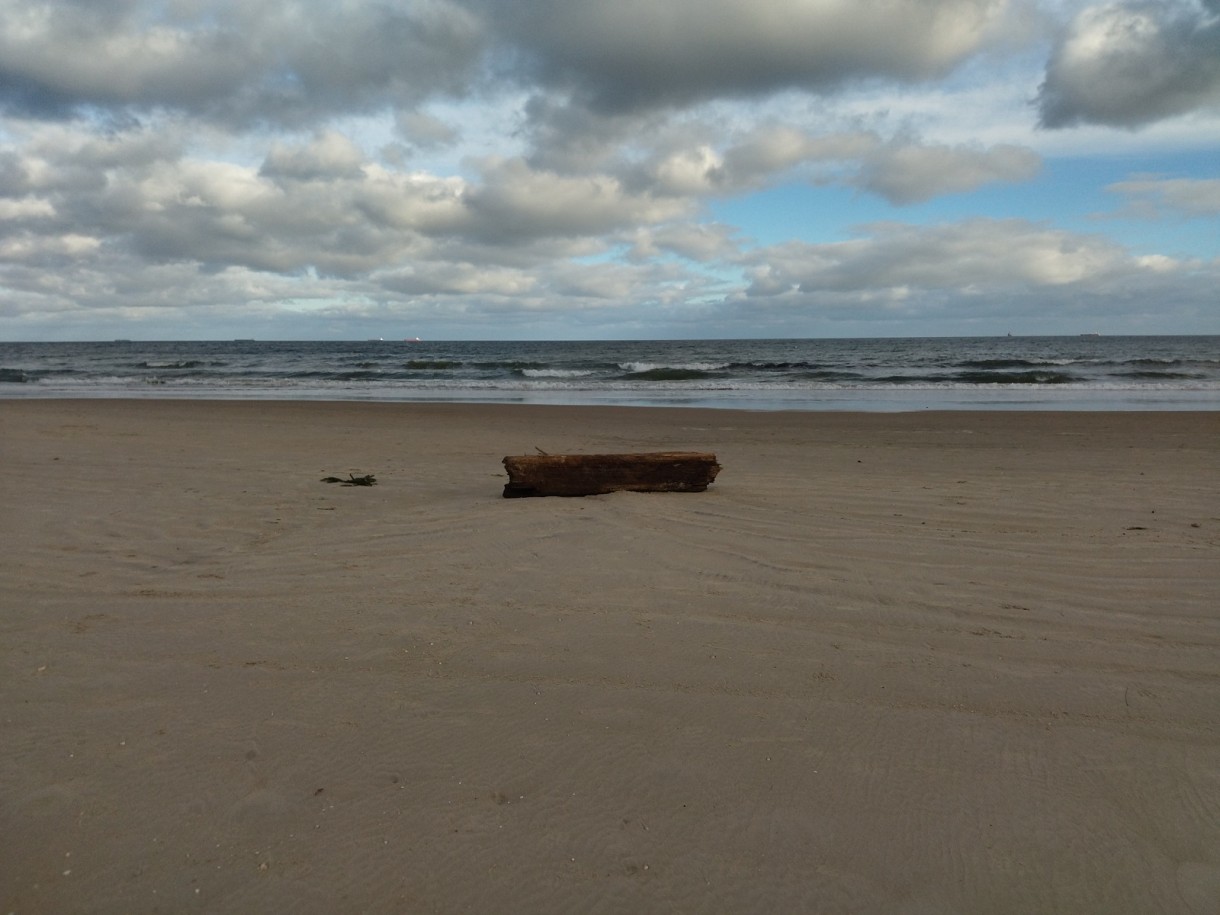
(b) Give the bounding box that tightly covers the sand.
[2,399,1218,914]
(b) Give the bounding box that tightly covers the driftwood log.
[502,452,720,498]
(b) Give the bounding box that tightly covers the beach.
[2,398,1218,913]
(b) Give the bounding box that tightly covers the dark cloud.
[0,149,30,195]
[8,1,1214,138]
[1038,1,1220,128]
[0,1,486,125]
[477,0,1019,113]
[517,95,665,174]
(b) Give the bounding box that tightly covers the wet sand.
[2,399,1218,913]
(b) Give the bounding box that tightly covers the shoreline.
[4,334,1218,413]
[3,399,1218,913]
[2,388,1219,412]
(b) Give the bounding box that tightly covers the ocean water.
[1,336,1218,411]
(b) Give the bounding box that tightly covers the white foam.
[520,368,597,378]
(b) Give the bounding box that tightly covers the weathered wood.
[502,451,721,498]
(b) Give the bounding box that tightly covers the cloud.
[0,1,1040,133]
[0,0,486,125]
[741,218,1185,296]
[480,0,1024,113]
[516,96,674,175]
[630,223,743,263]
[260,131,366,182]
[461,157,692,243]
[855,141,1041,203]
[395,110,461,151]
[0,120,691,305]
[1038,1,1220,128]
[0,113,1082,340]
[1,124,427,279]
[1107,174,1220,216]
[377,262,538,297]
[630,128,1039,203]
[717,129,877,188]
[722,218,1218,332]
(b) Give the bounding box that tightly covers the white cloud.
[721,217,1218,332]
[261,132,367,181]
[855,141,1041,203]
[462,157,693,242]
[631,129,1040,203]
[0,197,54,219]
[0,230,100,262]
[0,121,704,329]
[1108,174,1220,216]
[649,146,726,196]
[741,219,1189,294]
[632,223,743,263]
[718,129,878,188]
[378,263,538,297]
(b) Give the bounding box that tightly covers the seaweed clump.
[321,473,377,486]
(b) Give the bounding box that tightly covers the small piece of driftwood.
[502,452,720,498]
[321,473,377,486]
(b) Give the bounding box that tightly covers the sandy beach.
[2,399,1218,914]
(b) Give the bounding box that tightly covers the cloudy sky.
[0,0,1217,340]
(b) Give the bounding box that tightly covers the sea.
[1,336,1218,411]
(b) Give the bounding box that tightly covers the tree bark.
[502,452,721,498]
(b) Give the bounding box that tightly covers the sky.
[0,0,1217,341]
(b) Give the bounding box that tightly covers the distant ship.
[1079,332,1101,337]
